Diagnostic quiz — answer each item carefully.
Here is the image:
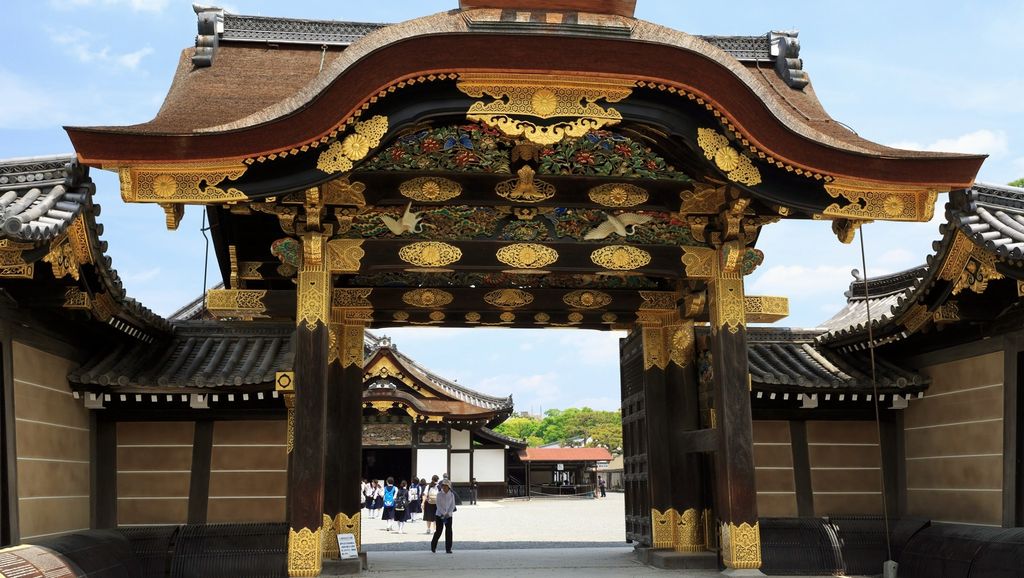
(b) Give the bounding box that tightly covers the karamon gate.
[62,1,984,575]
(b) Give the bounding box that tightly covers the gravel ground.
[362,492,627,552]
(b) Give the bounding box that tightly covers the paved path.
[362,492,627,552]
[363,547,721,577]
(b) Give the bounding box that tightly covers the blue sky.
[2,1,1022,411]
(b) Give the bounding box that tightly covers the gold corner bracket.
[823,178,938,222]
[118,162,248,204]
[744,296,789,323]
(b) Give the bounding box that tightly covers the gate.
[620,331,650,546]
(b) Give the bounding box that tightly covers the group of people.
[360,474,458,553]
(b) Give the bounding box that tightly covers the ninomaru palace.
[0,1,1022,576]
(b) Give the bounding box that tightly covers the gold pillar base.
[674,508,706,552]
[288,526,323,577]
[334,512,362,552]
[651,508,677,549]
[321,514,339,560]
[721,521,762,570]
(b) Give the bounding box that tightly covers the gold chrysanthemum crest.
[398,241,462,268]
[696,127,761,186]
[562,290,612,309]
[590,245,651,271]
[317,115,389,174]
[496,243,558,269]
[402,288,454,308]
[588,183,649,207]
[484,288,534,309]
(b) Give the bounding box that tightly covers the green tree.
[1010,178,1024,188]
[493,416,541,441]
[496,407,623,450]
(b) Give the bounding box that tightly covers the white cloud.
[747,264,856,300]
[48,27,153,71]
[876,248,917,269]
[887,130,1008,158]
[557,330,624,366]
[50,0,170,12]
[574,397,621,411]
[477,372,563,406]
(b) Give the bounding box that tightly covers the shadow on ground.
[364,540,629,552]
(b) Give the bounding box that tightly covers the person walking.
[431,479,456,554]
[407,479,420,522]
[599,476,607,498]
[394,480,410,534]
[361,479,371,515]
[470,477,478,505]
[422,476,439,534]
[370,480,383,519]
[382,477,397,531]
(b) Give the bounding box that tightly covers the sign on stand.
[337,533,359,560]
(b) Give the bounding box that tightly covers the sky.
[2,1,1022,412]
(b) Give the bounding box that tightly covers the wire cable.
[857,226,894,562]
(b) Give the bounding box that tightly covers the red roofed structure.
[518,447,614,462]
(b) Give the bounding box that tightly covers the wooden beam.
[788,420,813,518]
[673,428,719,454]
[187,420,214,524]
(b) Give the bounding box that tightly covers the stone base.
[321,554,365,576]
[634,547,717,570]
[719,569,766,577]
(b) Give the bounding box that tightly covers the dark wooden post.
[664,318,706,552]
[637,309,676,549]
[707,245,761,570]
[323,296,371,557]
[287,232,331,577]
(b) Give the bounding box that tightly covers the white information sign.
[337,533,359,560]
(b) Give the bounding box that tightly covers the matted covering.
[518,447,613,462]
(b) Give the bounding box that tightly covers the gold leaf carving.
[952,257,1002,295]
[721,521,761,570]
[496,243,558,269]
[601,312,617,323]
[499,311,516,322]
[465,312,481,323]
[823,178,937,222]
[670,321,695,368]
[327,239,365,273]
[495,166,555,203]
[206,289,267,319]
[562,290,611,309]
[534,312,550,324]
[43,240,79,281]
[567,311,584,323]
[681,246,716,279]
[288,526,322,577]
[743,296,789,323]
[457,73,634,145]
[679,183,727,214]
[696,128,761,187]
[297,270,330,330]
[590,245,651,271]
[342,324,365,369]
[334,512,361,552]
[121,162,248,203]
[332,288,372,309]
[399,177,462,202]
[675,508,704,553]
[317,115,389,174]
[710,271,745,334]
[63,287,90,310]
[322,514,339,560]
[643,326,667,370]
[398,241,462,268]
[484,288,534,309]
[639,291,678,311]
[589,183,648,207]
[322,177,367,206]
[402,288,454,308]
[651,508,676,549]
[429,311,446,322]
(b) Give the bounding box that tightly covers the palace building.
[0,1,1021,576]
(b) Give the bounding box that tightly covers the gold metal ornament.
[743,296,790,323]
[457,73,634,145]
[465,312,481,323]
[327,239,365,273]
[670,321,695,368]
[400,177,462,202]
[398,241,462,268]
[696,128,761,186]
[903,303,932,334]
[496,243,558,269]
[43,240,79,281]
[639,291,678,311]
[429,311,446,322]
[499,311,516,323]
[675,508,704,552]
[119,161,248,203]
[317,115,389,174]
[322,514,339,560]
[710,271,745,334]
[590,245,651,271]
[334,512,361,552]
[721,521,761,570]
[643,326,668,370]
[952,257,1002,295]
[651,508,676,549]
[296,270,331,330]
[206,289,268,319]
[393,311,409,321]
[402,288,454,308]
[63,287,90,310]
[288,526,323,577]
[563,290,611,309]
[534,312,550,324]
[322,177,367,206]
[495,165,555,203]
[484,288,534,309]
[342,325,365,368]
[601,312,617,323]
[567,312,584,323]
[681,246,716,279]
[332,288,373,309]
[286,403,294,454]
[588,183,649,207]
[823,178,937,222]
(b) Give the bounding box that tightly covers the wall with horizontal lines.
[117,421,194,526]
[207,420,287,523]
[906,351,1003,525]
[752,420,797,516]
[12,342,91,541]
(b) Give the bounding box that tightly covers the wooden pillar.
[323,301,370,558]
[707,243,761,570]
[187,420,214,524]
[638,311,675,549]
[664,319,706,552]
[287,232,331,578]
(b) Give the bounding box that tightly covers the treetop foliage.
[493,407,622,453]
